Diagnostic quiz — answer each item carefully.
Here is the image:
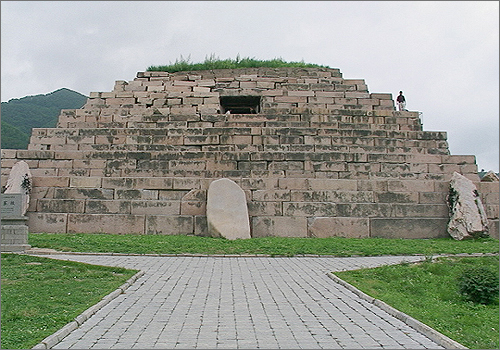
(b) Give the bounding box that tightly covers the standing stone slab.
[4,160,32,215]
[206,178,251,240]
[447,172,489,240]
[2,161,32,251]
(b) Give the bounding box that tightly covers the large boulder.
[4,161,32,215]
[206,178,251,240]
[447,172,489,240]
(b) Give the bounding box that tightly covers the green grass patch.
[335,256,499,349]
[1,253,138,349]
[29,233,499,256]
[147,54,330,72]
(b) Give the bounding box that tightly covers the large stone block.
[37,199,85,213]
[252,190,291,202]
[68,214,145,234]
[28,213,68,233]
[70,177,102,188]
[387,179,435,192]
[309,179,357,191]
[370,218,449,238]
[247,201,282,216]
[308,217,369,238]
[283,202,337,216]
[181,201,206,215]
[85,200,131,214]
[375,191,419,203]
[131,200,180,215]
[252,216,307,237]
[146,215,194,235]
[290,190,374,203]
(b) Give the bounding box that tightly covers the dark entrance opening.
[220,96,260,114]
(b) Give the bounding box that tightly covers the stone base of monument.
[2,193,31,252]
[1,216,31,252]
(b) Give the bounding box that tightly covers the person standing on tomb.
[396,91,407,111]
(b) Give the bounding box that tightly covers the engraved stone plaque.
[1,193,23,217]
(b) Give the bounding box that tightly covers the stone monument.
[447,172,489,240]
[207,178,251,240]
[1,161,32,251]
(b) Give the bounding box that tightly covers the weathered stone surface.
[370,218,449,238]
[252,216,307,238]
[447,172,489,240]
[146,215,194,235]
[481,170,499,182]
[1,67,498,238]
[4,161,32,215]
[27,213,68,233]
[67,214,145,234]
[308,217,369,238]
[206,178,251,239]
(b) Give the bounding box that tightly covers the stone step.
[31,197,449,217]
[27,138,450,155]
[31,125,438,140]
[31,185,450,204]
[3,149,476,184]
[57,110,422,128]
[26,142,451,156]
[26,210,454,238]
[22,175,455,190]
[58,119,419,132]
[28,128,448,153]
[8,148,473,164]
[25,170,459,182]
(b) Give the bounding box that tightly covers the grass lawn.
[29,233,499,256]
[1,253,138,349]
[147,55,329,72]
[335,256,499,349]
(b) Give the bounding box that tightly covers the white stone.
[447,172,489,240]
[206,178,251,240]
[4,161,32,215]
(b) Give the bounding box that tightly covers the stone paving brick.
[44,254,451,349]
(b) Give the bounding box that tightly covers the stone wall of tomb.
[1,67,498,238]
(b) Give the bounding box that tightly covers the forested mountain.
[1,88,88,149]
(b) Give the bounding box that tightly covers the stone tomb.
[1,67,498,238]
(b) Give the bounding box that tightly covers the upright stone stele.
[2,161,32,251]
[4,160,32,215]
[206,178,251,240]
[447,172,489,240]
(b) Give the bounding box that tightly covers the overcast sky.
[1,1,498,172]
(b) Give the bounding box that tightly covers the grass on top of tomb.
[29,233,498,257]
[147,54,330,72]
[0,253,138,350]
[335,255,499,349]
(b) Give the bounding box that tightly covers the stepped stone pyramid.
[2,67,498,238]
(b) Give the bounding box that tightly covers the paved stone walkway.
[40,254,444,349]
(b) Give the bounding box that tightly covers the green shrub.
[458,266,499,304]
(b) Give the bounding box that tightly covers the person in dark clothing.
[397,91,407,111]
